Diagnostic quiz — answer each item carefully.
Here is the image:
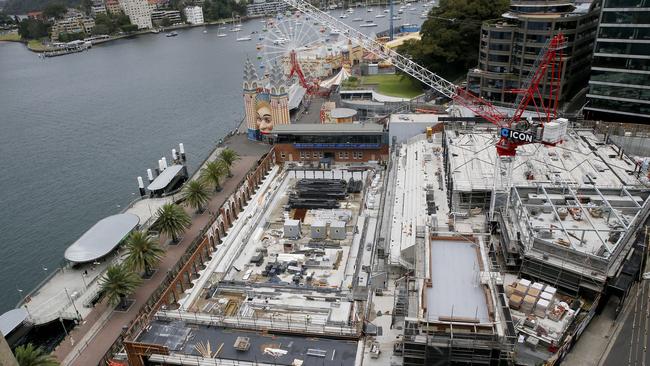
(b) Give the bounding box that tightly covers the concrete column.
[0,332,18,366]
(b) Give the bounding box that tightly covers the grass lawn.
[27,39,49,51]
[0,32,21,42]
[360,74,423,99]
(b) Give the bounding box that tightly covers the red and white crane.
[281,0,568,218]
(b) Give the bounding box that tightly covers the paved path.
[53,136,269,365]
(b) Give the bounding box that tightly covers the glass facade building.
[585,0,650,122]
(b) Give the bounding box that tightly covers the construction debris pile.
[288,179,349,209]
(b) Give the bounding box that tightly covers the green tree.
[160,16,171,27]
[155,203,191,243]
[43,3,67,19]
[0,12,15,26]
[115,13,131,26]
[80,0,92,14]
[57,31,85,42]
[182,180,211,213]
[218,148,239,177]
[14,343,59,366]
[99,264,142,308]
[120,23,138,33]
[17,18,49,39]
[94,13,115,33]
[124,231,165,277]
[201,159,227,192]
[201,0,246,22]
[397,0,509,80]
[91,23,109,35]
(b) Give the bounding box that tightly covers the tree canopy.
[17,18,49,39]
[397,0,509,80]
[42,2,66,19]
[2,0,78,14]
[201,0,246,22]
[155,203,191,243]
[92,12,132,35]
[0,12,16,26]
[124,231,165,276]
[14,343,59,366]
[99,264,142,307]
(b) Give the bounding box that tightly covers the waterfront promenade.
[52,134,270,365]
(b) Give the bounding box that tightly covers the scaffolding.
[504,185,650,295]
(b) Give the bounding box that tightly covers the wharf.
[41,133,270,365]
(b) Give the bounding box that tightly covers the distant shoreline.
[15,14,264,53]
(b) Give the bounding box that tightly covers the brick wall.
[273,143,389,164]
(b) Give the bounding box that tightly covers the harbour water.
[0,7,425,313]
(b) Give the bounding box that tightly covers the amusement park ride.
[288,50,331,96]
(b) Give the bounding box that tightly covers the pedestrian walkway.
[53,136,269,365]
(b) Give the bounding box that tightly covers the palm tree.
[219,148,240,177]
[201,159,227,192]
[99,264,142,309]
[155,203,191,243]
[124,231,165,277]
[182,180,210,213]
[14,344,59,366]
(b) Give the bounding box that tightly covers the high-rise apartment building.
[585,0,650,122]
[467,0,600,109]
[119,0,153,29]
[105,0,122,15]
[184,6,204,25]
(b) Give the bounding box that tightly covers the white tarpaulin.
[288,82,306,110]
[319,68,351,89]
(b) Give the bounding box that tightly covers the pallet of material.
[234,336,250,351]
[509,294,523,309]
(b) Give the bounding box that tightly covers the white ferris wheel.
[256,14,326,71]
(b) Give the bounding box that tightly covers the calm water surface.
[0,8,424,313]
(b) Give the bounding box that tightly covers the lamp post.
[64,288,82,321]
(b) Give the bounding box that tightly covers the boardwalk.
[53,135,269,365]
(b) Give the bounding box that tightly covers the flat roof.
[390,113,440,123]
[273,122,385,136]
[426,239,489,323]
[147,164,184,191]
[139,320,358,366]
[446,128,643,192]
[64,213,140,263]
[330,108,357,119]
[0,308,28,335]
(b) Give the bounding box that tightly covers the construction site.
[102,1,650,366]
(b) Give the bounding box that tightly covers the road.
[604,279,650,366]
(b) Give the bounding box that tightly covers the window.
[300,151,306,159]
[338,152,345,159]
